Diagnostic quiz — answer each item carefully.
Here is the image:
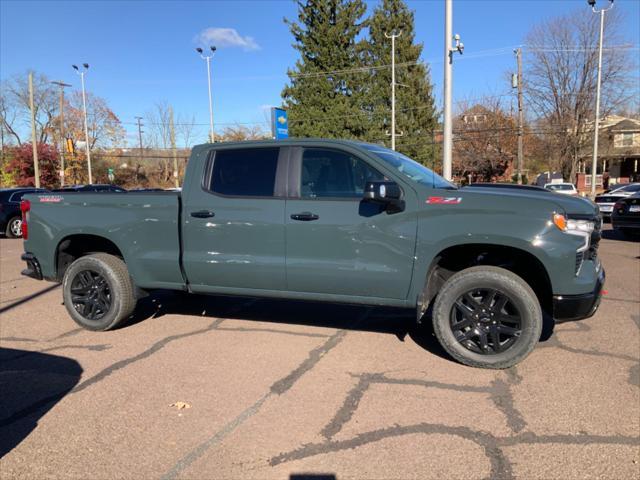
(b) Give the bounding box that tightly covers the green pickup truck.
[20,139,604,368]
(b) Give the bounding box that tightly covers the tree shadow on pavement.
[0,348,82,458]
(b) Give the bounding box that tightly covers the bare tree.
[219,124,269,142]
[176,113,197,148]
[524,8,636,181]
[66,91,125,149]
[145,101,172,149]
[0,71,58,145]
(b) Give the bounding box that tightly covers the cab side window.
[209,148,279,197]
[301,148,385,198]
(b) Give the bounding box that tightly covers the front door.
[285,147,417,300]
[182,146,287,293]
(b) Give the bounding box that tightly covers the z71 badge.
[426,196,462,204]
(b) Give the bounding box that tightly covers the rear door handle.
[290,212,319,221]
[190,210,215,218]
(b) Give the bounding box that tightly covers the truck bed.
[24,191,186,290]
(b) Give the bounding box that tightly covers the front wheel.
[432,266,542,369]
[62,253,136,331]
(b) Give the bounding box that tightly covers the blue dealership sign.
[271,107,288,139]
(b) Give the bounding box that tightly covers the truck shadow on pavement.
[125,290,555,363]
[0,348,82,458]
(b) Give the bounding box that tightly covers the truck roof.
[193,138,380,150]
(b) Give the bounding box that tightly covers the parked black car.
[0,187,48,238]
[595,193,629,220]
[611,193,640,238]
[51,184,127,193]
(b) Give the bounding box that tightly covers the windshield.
[359,144,456,190]
[613,183,640,193]
[547,184,574,191]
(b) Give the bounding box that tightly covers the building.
[576,115,640,192]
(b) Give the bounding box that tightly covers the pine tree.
[364,0,439,165]
[282,0,369,139]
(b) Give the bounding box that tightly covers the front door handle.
[290,212,319,221]
[191,210,215,218]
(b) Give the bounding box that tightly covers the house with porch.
[576,115,640,193]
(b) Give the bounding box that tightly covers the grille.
[586,216,602,261]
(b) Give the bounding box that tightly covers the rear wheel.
[432,266,542,369]
[6,216,22,238]
[62,253,136,331]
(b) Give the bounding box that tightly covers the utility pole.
[51,81,71,186]
[385,31,402,151]
[72,64,92,184]
[513,48,524,185]
[443,0,463,181]
[588,0,614,197]
[135,116,144,161]
[28,72,41,188]
[169,106,179,188]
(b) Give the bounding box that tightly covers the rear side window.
[209,148,279,197]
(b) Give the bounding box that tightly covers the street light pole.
[385,31,402,151]
[51,81,72,186]
[196,46,217,143]
[588,0,613,197]
[72,64,92,184]
[443,0,463,181]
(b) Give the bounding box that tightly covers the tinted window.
[301,149,385,198]
[209,148,279,197]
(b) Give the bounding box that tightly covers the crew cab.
[20,139,605,369]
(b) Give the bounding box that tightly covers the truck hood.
[453,185,599,217]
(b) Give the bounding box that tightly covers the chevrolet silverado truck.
[20,139,605,369]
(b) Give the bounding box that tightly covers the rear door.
[284,146,417,300]
[181,146,288,293]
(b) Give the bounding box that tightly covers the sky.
[1,0,639,146]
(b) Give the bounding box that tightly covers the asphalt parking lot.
[1,228,639,480]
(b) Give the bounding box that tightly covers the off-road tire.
[6,216,22,238]
[432,266,542,369]
[62,253,136,331]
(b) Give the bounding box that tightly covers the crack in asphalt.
[270,422,514,480]
[320,370,526,443]
[161,329,349,480]
[269,422,640,479]
[217,326,330,339]
[489,378,527,433]
[49,327,85,341]
[71,318,225,394]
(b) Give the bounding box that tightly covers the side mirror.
[363,181,404,212]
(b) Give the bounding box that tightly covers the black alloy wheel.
[450,288,522,355]
[70,270,112,321]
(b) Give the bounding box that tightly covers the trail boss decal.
[38,195,63,203]
[426,196,462,205]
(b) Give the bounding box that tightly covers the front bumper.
[21,252,43,280]
[552,267,605,323]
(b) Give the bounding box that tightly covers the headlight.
[553,214,593,252]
